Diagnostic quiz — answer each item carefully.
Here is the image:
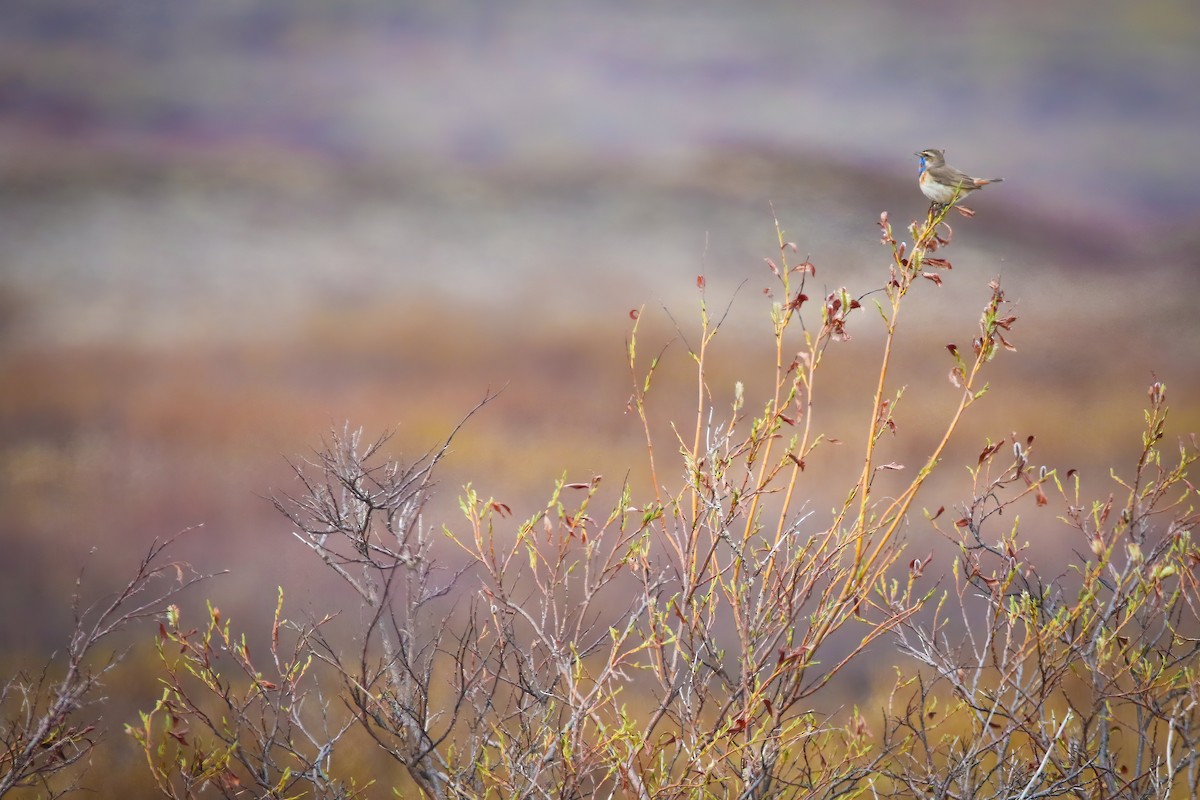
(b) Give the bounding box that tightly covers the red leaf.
[922,272,943,286]
[788,453,806,470]
[764,258,779,275]
[629,309,640,320]
[490,501,512,517]
[955,518,970,528]
[778,645,806,665]
[978,440,1006,465]
[930,506,945,521]
[946,343,958,356]
[696,275,706,289]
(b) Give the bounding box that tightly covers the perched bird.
[915,148,1003,206]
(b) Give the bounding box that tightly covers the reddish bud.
[1149,381,1165,405]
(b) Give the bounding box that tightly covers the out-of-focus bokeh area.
[1,0,1198,789]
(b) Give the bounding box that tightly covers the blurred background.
[1,0,1198,789]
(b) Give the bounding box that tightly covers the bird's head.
[915,148,946,172]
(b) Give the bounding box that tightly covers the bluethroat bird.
[915,149,1002,206]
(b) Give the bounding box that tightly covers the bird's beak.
[913,152,922,157]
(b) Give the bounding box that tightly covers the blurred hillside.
[0,3,1198,793]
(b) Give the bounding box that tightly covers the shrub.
[7,200,1195,799]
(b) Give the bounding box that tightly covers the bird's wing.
[928,164,983,188]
